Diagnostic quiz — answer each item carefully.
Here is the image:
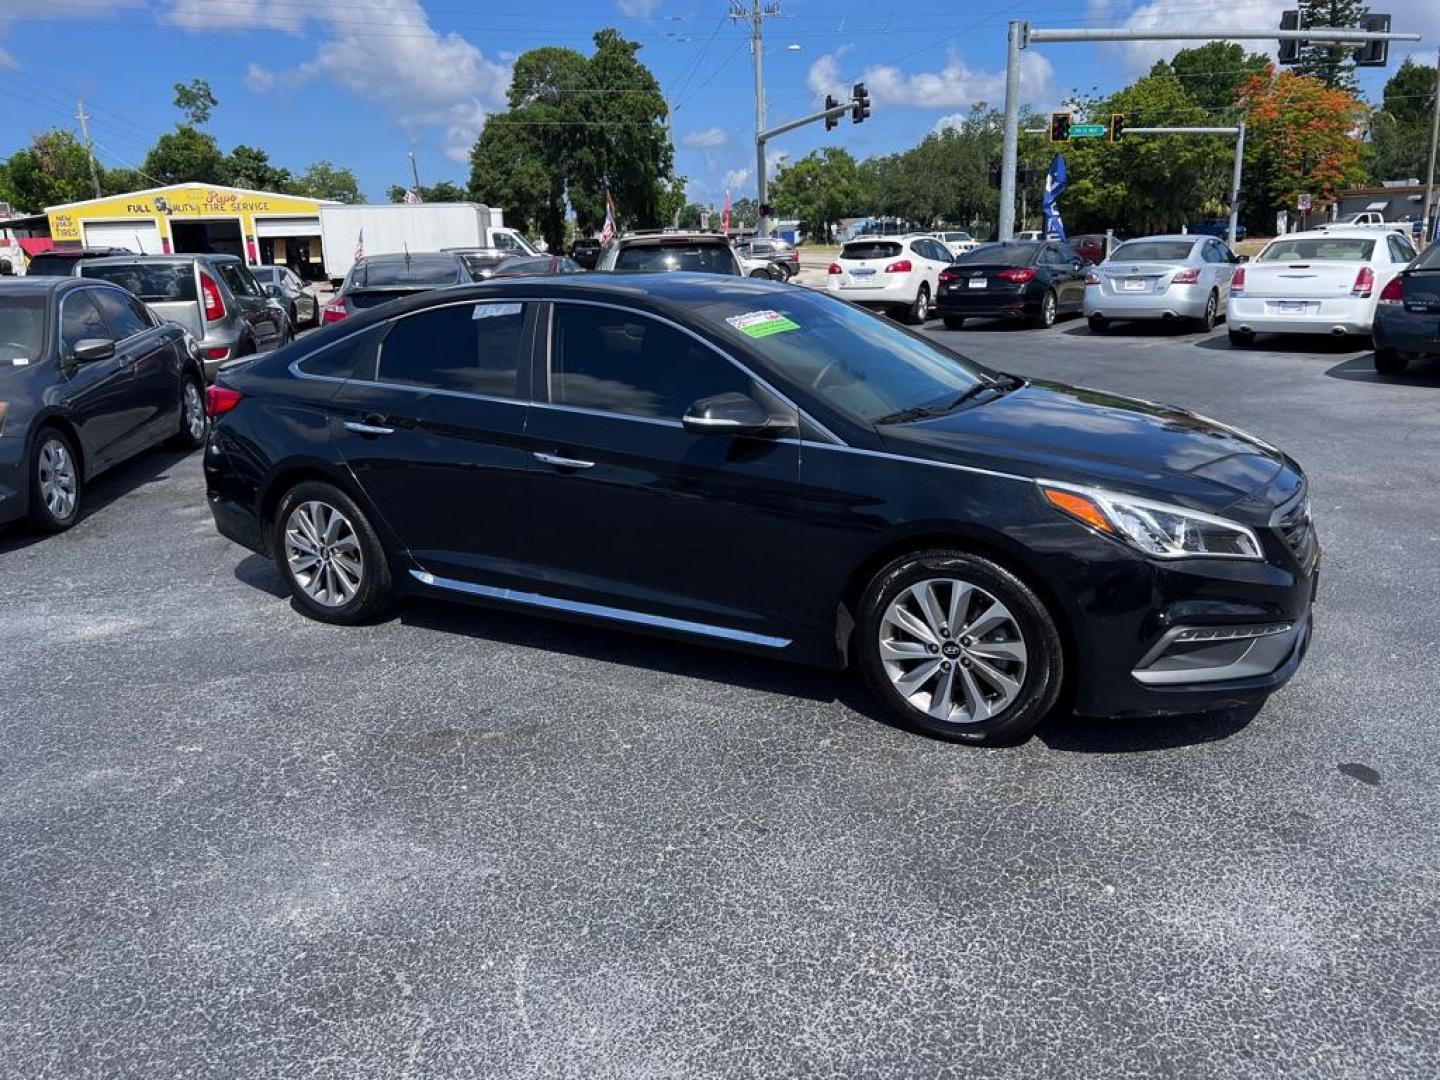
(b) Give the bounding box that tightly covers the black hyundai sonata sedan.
[204,274,1317,744]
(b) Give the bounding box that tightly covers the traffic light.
[1049,111,1072,142]
[1108,113,1125,143]
[1355,13,1391,66]
[988,160,1001,188]
[825,94,840,131]
[851,82,870,124]
[758,203,773,219]
[1278,10,1301,65]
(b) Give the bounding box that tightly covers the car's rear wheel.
[273,481,392,624]
[943,316,966,330]
[856,550,1065,745]
[1197,290,1218,332]
[904,284,931,325]
[1374,346,1410,375]
[28,428,81,533]
[1228,328,1254,348]
[1087,314,1108,334]
[748,268,770,278]
[1032,290,1057,329]
[168,374,208,450]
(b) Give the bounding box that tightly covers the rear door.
[913,239,953,297]
[332,298,535,589]
[215,260,283,348]
[87,286,179,451]
[57,288,134,473]
[1043,244,1084,308]
[524,300,802,643]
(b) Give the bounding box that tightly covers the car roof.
[1115,235,1199,244]
[0,275,83,295]
[614,232,730,245]
[1272,228,1384,240]
[79,253,237,266]
[356,252,459,265]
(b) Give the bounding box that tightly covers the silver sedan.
[1084,234,1240,333]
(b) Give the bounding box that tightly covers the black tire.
[943,316,966,330]
[272,480,393,625]
[27,427,82,533]
[168,372,208,451]
[1031,290,1058,329]
[1087,315,1108,334]
[748,268,768,278]
[1374,346,1409,375]
[1196,290,1218,332]
[856,549,1066,745]
[903,284,931,325]
[1228,328,1254,348]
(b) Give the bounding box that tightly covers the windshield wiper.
[873,404,937,425]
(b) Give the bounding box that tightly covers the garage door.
[83,219,161,254]
[254,216,321,239]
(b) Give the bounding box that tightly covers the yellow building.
[46,183,338,278]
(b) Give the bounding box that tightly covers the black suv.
[27,248,135,277]
[570,238,603,269]
[595,232,741,275]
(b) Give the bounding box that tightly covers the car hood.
[879,379,1297,517]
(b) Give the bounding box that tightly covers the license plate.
[968,279,987,289]
[1276,301,1306,313]
[1122,278,1147,292]
[852,268,876,277]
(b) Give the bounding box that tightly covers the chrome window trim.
[409,569,792,648]
[543,297,843,444]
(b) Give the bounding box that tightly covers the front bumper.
[1085,282,1210,320]
[1227,295,1374,336]
[1373,304,1440,355]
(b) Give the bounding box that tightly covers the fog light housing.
[1133,622,1301,686]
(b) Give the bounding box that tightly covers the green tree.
[0,130,96,210]
[101,167,147,196]
[769,147,866,241]
[1154,42,1270,111]
[1368,58,1438,182]
[173,79,219,125]
[142,125,226,185]
[222,144,295,192]
[294,161,364,203]
[1293,0,1369,91]
[387,180,468,202]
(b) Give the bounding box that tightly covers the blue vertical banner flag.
[1042,154,1068,241]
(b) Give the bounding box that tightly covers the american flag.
[353,228,364,261]
[599,189,616,244]
[721,189,730,236]
[403,188,422,204]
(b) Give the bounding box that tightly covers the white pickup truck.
[1332,212,1412,234]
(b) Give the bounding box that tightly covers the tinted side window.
[297,325,381,380]
[550,304,751,420]
[90,288,150,340]
[379,301,526,397]
[218,263,260,298]
[61,292,111,352]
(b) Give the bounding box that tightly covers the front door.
[88,286,179,450]
[57,288,134,474]
[332,298,535,589]
[525,301,802,646]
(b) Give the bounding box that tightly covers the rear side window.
[217,263,261,298]
[613,243,737,274]
[60,291,110,352]
[89,288,150,339]
[378,301,527,398]
[296,326,380,380]
[550,303,750,419]
[81,262,198,303]
[841,241,903,261]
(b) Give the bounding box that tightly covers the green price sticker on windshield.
[725,309,800,338]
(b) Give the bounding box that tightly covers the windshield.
[351,257,460,287]
[1414,243,1440,271]
[461,254,510,277]
[1109,241,1195,262]
[693,288,992,425]
[614,244,737,274]
[81,262,197,302]
[841,241,903,261]
[0,296,47,363]
[1259,238,1375,262]
[954,244,1035,266]
[942,233,972,242]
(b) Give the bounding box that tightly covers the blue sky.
[2,0,1435,211]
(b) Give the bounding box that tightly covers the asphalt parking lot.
[3,316,1438,1079]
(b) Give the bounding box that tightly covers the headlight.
[1039,482,1263,560]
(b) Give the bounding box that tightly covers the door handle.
[344,420,395,436]
[533,451,595,470]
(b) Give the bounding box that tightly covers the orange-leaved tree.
[1237,67,1368,229]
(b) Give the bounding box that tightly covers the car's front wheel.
[856,550,1065,744]
[28,427,81,533]
[943,316,966,330]
[168,374,208,450]
[1228,328,1254,348]
[1087,314,1108,334]
[273,481,392,624]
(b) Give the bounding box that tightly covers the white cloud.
[243,62,277,94]
[164,0,307,33]
[682,126,728,148]
[0,0,143,69]
[723,167,751,191]
[617,0,661,15]
[808,46,1052,113]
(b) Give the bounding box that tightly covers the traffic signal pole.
[997,22,1420,241]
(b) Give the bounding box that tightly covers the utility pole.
[1228,121,1246,248]
[1424,46,1439,245]
[408,151,422,195]
[75,98,102,200]
[733,0,780,237]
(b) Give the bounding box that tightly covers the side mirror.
[1236,254,1251,264]
[263,283,284,299]
[71,338,115,363]
[682,391,793,438]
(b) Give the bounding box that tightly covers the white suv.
[826,234,955,324]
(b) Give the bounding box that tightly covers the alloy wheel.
[879,577,1028,724]
[284,500,364,607]
[915,289,929,320]
[38,438,78,521]
[1041,292,1056,326]
[183,382,206,441]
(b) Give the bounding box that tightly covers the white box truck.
[319,203,538,281]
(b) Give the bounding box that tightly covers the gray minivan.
[77,254,292,381]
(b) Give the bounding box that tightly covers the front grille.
[1277,495,1317,570]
